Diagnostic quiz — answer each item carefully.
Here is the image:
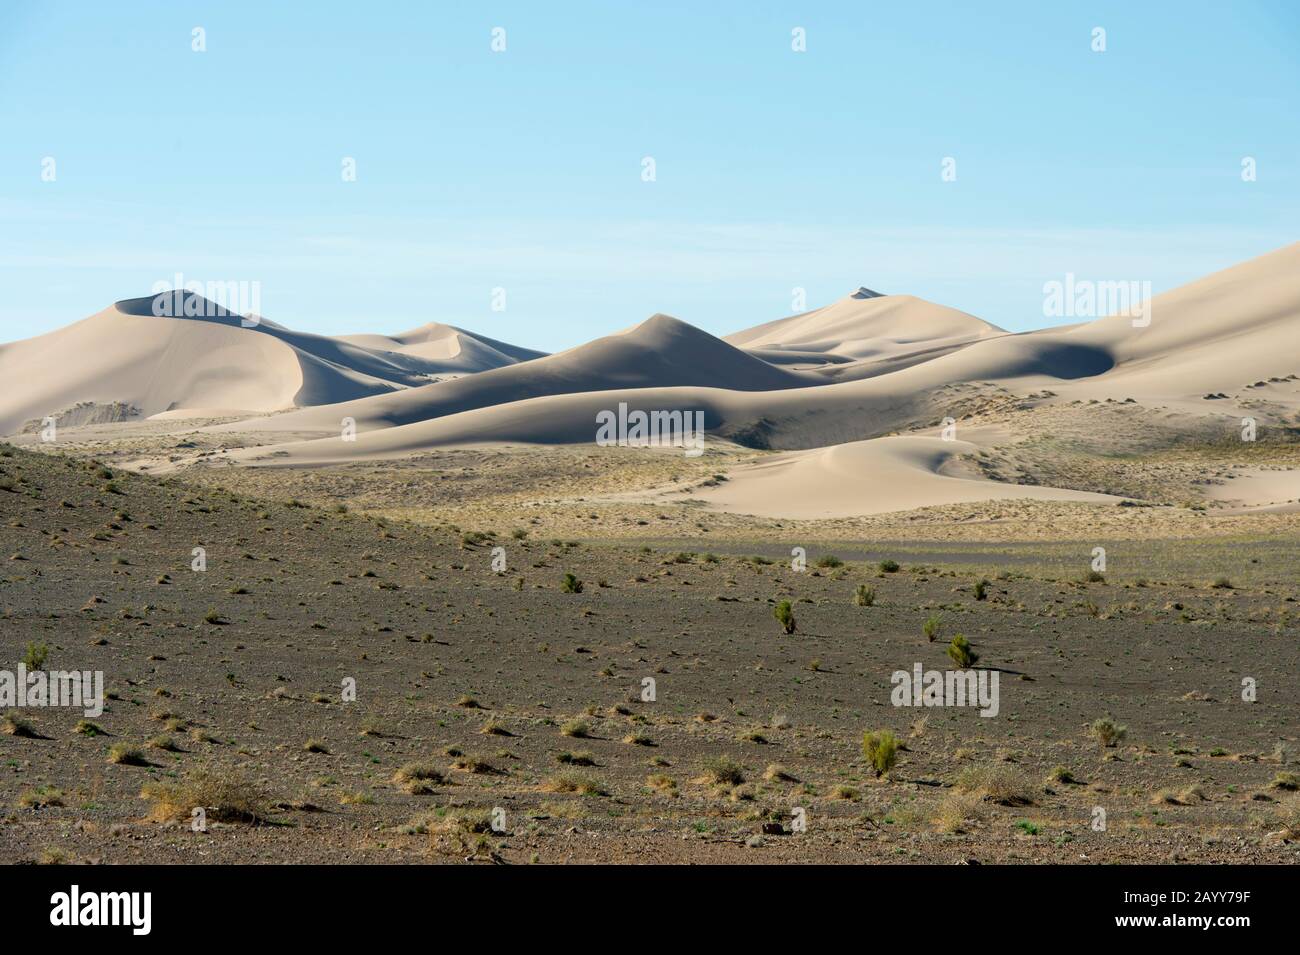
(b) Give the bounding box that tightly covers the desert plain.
[0,244,1298,863]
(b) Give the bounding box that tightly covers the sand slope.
[212,313,818,434]
[726,288,1005,378]
[0,292,540,434]
[218,243,1300,475]
[338,322,546,373]
[689,436,1120,518]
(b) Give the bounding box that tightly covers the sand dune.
[726,288,1005,372]
[211,312,817,434]
[0,292,539,435]
[688,436,1120,518]
[217,243,1300,480]
[338,322,546,372]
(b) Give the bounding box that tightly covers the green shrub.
[22,641,48,670]
[853,584,875,607]
[973,579,988,601]
[862,730,899,777]
[560,573,583,594]
[1090,716,1127,749]
[815,555,843,569]
[773,600,796,634]
[923,613,942,643]
[878,559,900,573]
[947,634,977,668]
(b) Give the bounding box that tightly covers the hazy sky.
[1,1,1296,350]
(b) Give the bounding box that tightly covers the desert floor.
[1,430,1298,864]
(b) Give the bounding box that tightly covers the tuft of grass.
[542,773,608,796]
[815,555,843,569]
[106,743,149,766]
[853,584,875,607]
[763,763,799,783]
[946,634,978,668]
[1090,715,1128,750]
[1269,772,1299,792]
[862,729,899,777]
[773,600,796,634]
[560,573,583,594]
[555,750,595,766]
[17,785,65,810]
[3,713,38,737]
[700,755,745,786]
[141,770,266,824]
[923,613,943,643]
[560,719,590,739]
[1047,765,1078,785]
[23,641,49,670]
[303,739,329,754]
[1210,576,1234,590]
[392,763,445,794]
[74,719,105,737]
[878,559,900,573]
[934,791,984,833]
[955,763,1035,806]
[973,579,989,601]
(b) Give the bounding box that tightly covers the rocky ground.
[1,440,1298,863]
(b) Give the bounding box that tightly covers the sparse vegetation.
[862,729,899,777]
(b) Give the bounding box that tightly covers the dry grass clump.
[934,791,985,833]
[763,764,799,783]
[106,743,149,766]
[17,786,64,809]
[646,773,677,792]
[954,763,1035,806]
[3,712,37,738]
[541,773,608,796]
[560,719,590,738]
[1090,715,1127,749]
[392,763,445,794]
[1151,784,1205,806]
[141,770,266,824]
[1269,772,1299,791]
[555,750,596,766]
[700,755,745,787]
[1276,795,1300,840]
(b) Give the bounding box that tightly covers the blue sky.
[1,1,1296,350]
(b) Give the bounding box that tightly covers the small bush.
[106,744,149,766]
[879,559,900,573]
[701,755,745,786]
[923,613,942,643]
[973,579,988,601]
[23,641,49,670]
[1090,716,1127,749]
[862,729,899,777]
[955,764,1034,806]
[542,773,607,796]
[560,573,583,594]
[773,600,796,634]
[3,713,36,738]
[946,634,977,668]
[141,770,266,824]
[853,584,875,607]
[560,719,590,738]
[815,555,843,569]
